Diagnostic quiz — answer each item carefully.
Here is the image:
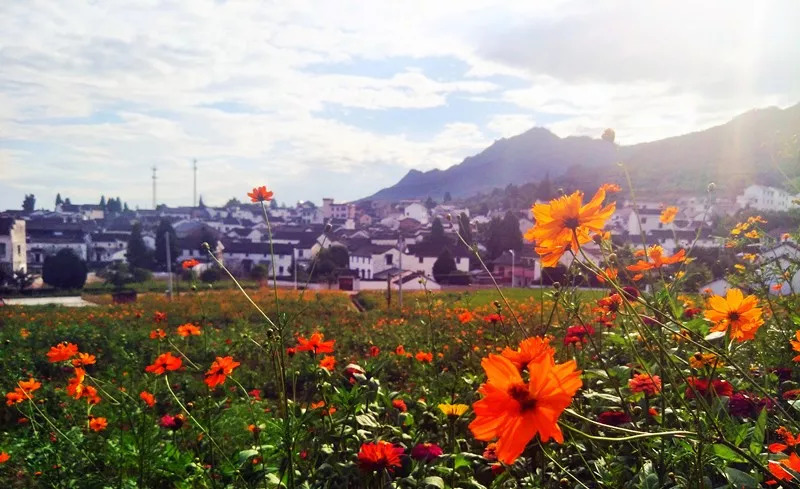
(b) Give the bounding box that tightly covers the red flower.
[458,311,474,323]
[247,186,274,203]
[0,452,8,464]
[357,441,404,473]
[368,345,380,357]
[411,443,442,462]
[286,347,296,357]
[629,373,662,395]
[685,377,733,399]
[47,342,79,363]
[296,332,335,354]
[89,417,108,432]
[145,352,182,375]
[153,311,167,323]
[392,399,408,412]
[597,411,631,426]
[176,323,202,337]
[182,258,200,269]
[149,329,166,340]
[318,355,336,372]
[205,356,241,388]
[139,391,156,407]
[415,351,433,363]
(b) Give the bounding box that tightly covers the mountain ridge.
[364,103,800,201]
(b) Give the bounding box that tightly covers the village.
[1,183,797,295]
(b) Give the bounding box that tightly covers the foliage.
[249,263,269,282]
[22,193,35,212]
[432,248,456,283]
[200,266,222,283]
[154,219,179,270]
[483,211,523,260]
[126,222,153,270]
[100,262,136,290]
[42,249,88,290]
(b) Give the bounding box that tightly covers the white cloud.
[0,0,797,209]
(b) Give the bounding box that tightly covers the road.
[2,296,96,307]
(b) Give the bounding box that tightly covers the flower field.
[3,186,800,488]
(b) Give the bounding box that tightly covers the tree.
[64,197,72,205]
[123,202,130,213]
[43,249,87,289]
[601,128,616,144]
[99,262,135,291]
[22,194,35,212]
[126,222,153,269]
[458,212,473,246]
[269,199,278,210]
[224,197,241,208]
[424,196,436,210]
[198,195,206,208]
[432,249,456,284]
[198,226,218,254]
[0,263,13,288]
[250,264,269,283]
[55,193,63,208]
[99,195,106,209]
[443,191,452,203]
[425,217,449,246]
[155,219,179,269]
[502,211,523,252]
[326,245,349,268]
[484,211,523,260]
[310,246,349,283]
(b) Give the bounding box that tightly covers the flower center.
[727,311,740,322]
[508,383,537,412]
[563,216,580,230]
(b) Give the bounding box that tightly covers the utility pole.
[165,232,173,299]
[192,159,197,207]
[293,248,298,290]
[509,249,516,288]
[152,166,157,209]
[398,234,404,309]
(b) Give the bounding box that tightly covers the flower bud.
[707,182,716,193]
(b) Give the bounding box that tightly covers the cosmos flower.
[501,336,555,371]
[145,352,182,375]
[47,342,79,363]
[296,332,335,354]
[204,356,241,388]
[176,323,202,337]
[626,245,686,272]
[89,417,108,432]
[469,354,582,464]
[659,206,678,224]
[247,186,274,203]
[703,288,764,342]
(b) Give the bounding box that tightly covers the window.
[298,250,303,257]
[385,254,393,265]
[0,243,5,257]
[17,245,21,255]
[279,266,284,275]
[640,217,646,224]
[418,256,423,264]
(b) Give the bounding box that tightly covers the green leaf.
[423,476,445,488]
[724,467,758,488]
[237,449,259,465]
[454,454,470,470]
[712,443,747,463]
[749,407,767,456]
[355,414,380,428]
[733,423,749,447]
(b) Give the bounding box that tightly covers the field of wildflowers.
[3,185,800,488]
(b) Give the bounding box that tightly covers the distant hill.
[365,103,800,201]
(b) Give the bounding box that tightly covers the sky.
[1,0,798,211]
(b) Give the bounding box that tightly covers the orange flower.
[5,378,41,406]
[72,353,96,367]
[204,356,241,388]
[791,331,800,362]
[395,345,406,356]
[89,417,108,432]
[600,183,621,193]
[247,186,274,203]
[139,391,156,407]
[357,441,404,473]
[182,258,200,269]
[458,311,474,323]
[626,245,686,272]
[415,351,433,363]
[47,342,79,363]
[659,206,678,224]
[469,354,582,464]
[149,329,166,340]
[318,355,336,371]
[596,267,618,284]
[501,337,555,371]
[526,187,615,268]
[176,323,202,337]
[66,368,87,399]
[704,288,764,342]
[628,373,662,395]
[153,311,167,323]
[145,352,182,375]
[296,332,335,354]
[769,453,800,482]
[0,452,8,463]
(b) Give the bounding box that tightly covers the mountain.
[365,103,800,201]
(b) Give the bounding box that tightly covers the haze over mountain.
[366,103,800,201]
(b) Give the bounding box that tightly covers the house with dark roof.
[348,244,399,280]
[220,241,295,277]
[89,232,127,263]
[401,243,471,279]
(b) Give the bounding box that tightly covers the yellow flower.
[659,206,678,224]
[689,353,723,369]
[744,230,760,239]
[742,253,758,262]
[438,403,469,418]
[734,264,746,272]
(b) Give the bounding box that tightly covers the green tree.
[154,219,179,270]
[126,222,153,269]
[484,211,523,259]
[55,193,63,208]
[458,212,473,245]
[269,199,279,210]
[443,191,452,203]
[250,263,270,283]
[425,217,449,246]
[224,197,241,208]
[22,194,35,212]
[99,195,106,209]
[42,249,87,289]
[198,195,206,208]
[64,197,72,206]
[432,249,456,284]
[100,262,135,291]
[424,196,436,210]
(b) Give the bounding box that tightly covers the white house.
[89,233,127,263]
[349,244,400,280]
[220,241,294,277]
[401,243,470,279]
[403,203,429,225]
[736,185,799,212]
[0,217,27,273]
